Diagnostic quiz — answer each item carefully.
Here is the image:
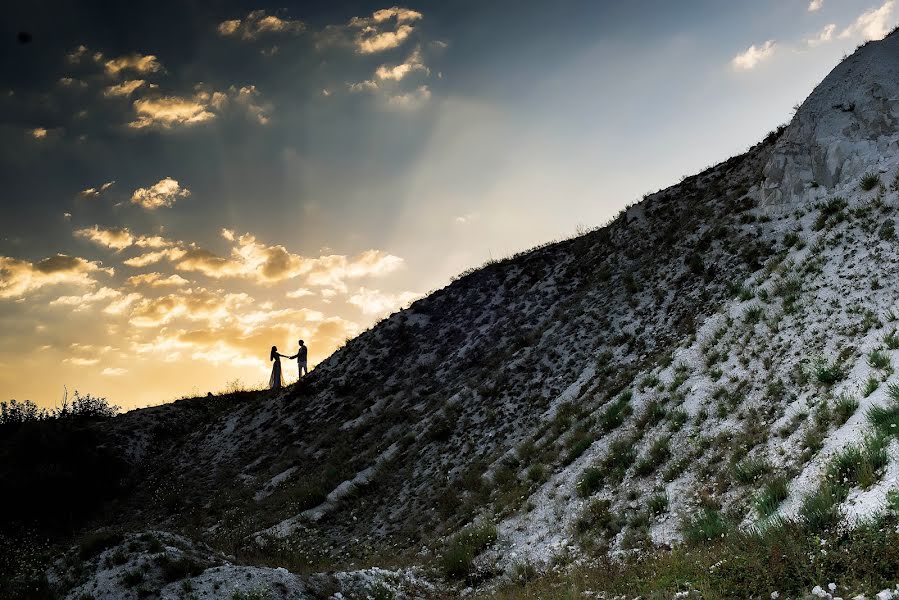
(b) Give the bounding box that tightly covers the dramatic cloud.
[75,226,135,250]
[128,288,252,327]
[840,1,895,41]
[808,0,823,11]
[348,287,421,316]
[131,177,190,210]
[375,47,428,81]
[217,10,305,40]
[30,128,48,139]
[0,254,109,299]
[58,77,86,88]
[50,286,121,309]
[129,94,217,129]
[104,79,146,97]
[104,53,162,76]
[78,181,115,199]
[122,247,186,267]
[731,40,776,70]
[349,6,423,54]
[125,272,189,287]
[806,23,837,47]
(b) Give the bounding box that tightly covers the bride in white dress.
[269,346,288,389]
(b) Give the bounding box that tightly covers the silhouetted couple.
[269,340,308,390]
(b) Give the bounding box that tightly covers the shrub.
[744,305,764,324]
[576,467,604,498]
[827,436,888,490]
[833,394,859,426]
[755,476,789,517]
[441,522,497,579]
[599,393,633,433]
[732,457,771,484]
[879,220,896,241]
[160,556,204,583]
[863,377,880,397]
[599,437,638,484]
[814,359,845,385]
[574,498,623,536]
[868,402,899,437]
[860,172,881,191]
[647,491,669,515]
[886,330,899,350]
[799,482,845,530]
[634,437,671,476]
[869,349,891,370]
[635,401,667,430]
[682,508,729,545]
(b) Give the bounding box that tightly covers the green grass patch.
[755,476,789,518]
[441,522,497,579]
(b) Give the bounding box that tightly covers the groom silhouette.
[289,339,308,379]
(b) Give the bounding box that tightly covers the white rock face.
[763,30,899,207]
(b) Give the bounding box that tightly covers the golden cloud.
[104,53,162,76]
[128,288,252,328]
[375,47,428,81]
[78,181,115,199]
[129,96,216,129]
[130,177,190,209]
[0,254,110,299]
[217,10,305,40]
[75,225,135,250]
[50,286,122,309]
[104,79,146,97]
[126,272,189,288]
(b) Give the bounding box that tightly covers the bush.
[869,349,891,370]
[833,394,859,426]
[599,393,632,433]
[814,359,845,385]
[863,376,880,397]
[827,436,888,490]
[441,522,497,579]
[682,508,729,545]
[647,491,669,515]
[574,499,623,536]
[732,457,771,484]
[634,437,670,476]
[868,402,899,437]
[800,482,846,530]
[576,467,604,498]
[860,172,881,191]
[755,476,789,517]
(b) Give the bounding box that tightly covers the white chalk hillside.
[46,27,899,600]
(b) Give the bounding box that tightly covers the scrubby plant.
[599,392,633,432]
[827,436,888,490]
[886,330,899,350]
[441,522,497,579]
[833,393,859,426]
[732,457,771,484]
[574,498,623,537]
[799,482,845,530]
[744,305,765,324]
[869,349,892,370]
[576,467,604,498]
[647,491,669,515]
[634,437,671,476]
[813,359,845,385]
[755,476,789,518]
[863,376,880,397]
[681,508,729,545]
[860,172,881,191]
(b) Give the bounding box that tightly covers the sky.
[0,0,895,410]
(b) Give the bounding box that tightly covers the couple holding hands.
[269,340,308,389]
